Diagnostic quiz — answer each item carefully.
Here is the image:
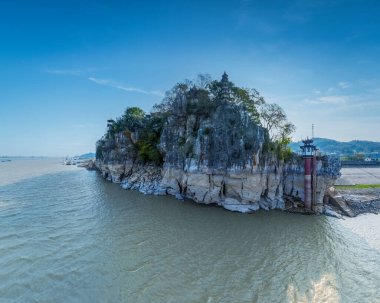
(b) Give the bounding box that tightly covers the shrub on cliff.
[135,140,163,165]
[186,87,215,117]
[106,107,145,137]
[100,107,165,165]
[121,107,145,132]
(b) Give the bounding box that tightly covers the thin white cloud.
[150,90,165,97]
[45,67,98,76]
[88,77,148,94]
[305,95,348,105]
[88,77,164,97]
[319,95,348,104]
[357,78,380,87]
[311,81,350,98]
[338,81,350,89]
[45,69,83,75]
[87,77,109,85]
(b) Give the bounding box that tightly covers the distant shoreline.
[0,156,51,159]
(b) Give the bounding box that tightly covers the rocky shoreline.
[90,154,343,215]
[348,199,380,216]
[336,187,380,216]
[321,187,380,218]
[82,159,380,218]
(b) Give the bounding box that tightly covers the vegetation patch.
[335,184,380,189]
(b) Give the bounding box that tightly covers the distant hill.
[78,153,95,159]
[290,138,380,155]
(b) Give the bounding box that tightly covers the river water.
[0,158,379,302]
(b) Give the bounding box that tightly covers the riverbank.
[328,167,380,217]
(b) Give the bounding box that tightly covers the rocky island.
[95,73,341,214]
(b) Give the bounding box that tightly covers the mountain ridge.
[290,138,380,155]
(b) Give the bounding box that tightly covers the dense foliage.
[97,73,295,164]
[97,107,165,164]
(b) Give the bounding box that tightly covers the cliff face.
[95,96,341,213]
[158,101,276,212]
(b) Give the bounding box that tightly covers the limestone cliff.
[95,74,341,213]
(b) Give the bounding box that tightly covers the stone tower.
[220,72,231,103]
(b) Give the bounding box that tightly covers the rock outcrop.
[95,74,341,214]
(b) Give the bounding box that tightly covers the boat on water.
[63,157,76,165]
[63,156,93,165]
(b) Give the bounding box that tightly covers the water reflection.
[287,273,339,303]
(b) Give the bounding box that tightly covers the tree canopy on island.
[98,73,295,163]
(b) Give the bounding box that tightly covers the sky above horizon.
[1,0,380,156]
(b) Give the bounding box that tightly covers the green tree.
[121,107,145,131]
[259,103,287,140]
[152,83,189,115]
[259,103,295,161]
[231,87,264,123]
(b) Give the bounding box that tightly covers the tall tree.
[259,103,288,140]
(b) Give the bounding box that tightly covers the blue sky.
[1,0,380,156]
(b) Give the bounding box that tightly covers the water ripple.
[0,162,379,302]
